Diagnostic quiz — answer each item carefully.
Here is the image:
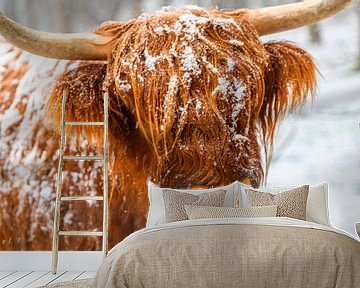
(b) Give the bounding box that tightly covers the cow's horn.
[0,12,112,60]
[246,0,352,36]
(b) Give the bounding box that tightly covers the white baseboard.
[0,251,102,271]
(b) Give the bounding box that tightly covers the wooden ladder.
[52,90,109,274]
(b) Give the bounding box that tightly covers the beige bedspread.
[92,218,360,288]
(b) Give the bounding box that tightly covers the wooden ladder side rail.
[102,91,109,259]
[52,90,67,274]
[51,90,109,274]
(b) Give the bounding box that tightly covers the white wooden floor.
[0,270,95,288]
[0,252,102,288]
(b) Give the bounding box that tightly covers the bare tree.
[357,3,360,70]
[52,0,69,32]
[212,0,224,9]
[248,0,264,8]
[132,0,144,18]
[14,1,34,28]
[159,0,171,7]
[308,24,322,44]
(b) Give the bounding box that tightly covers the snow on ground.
[263,5,360,237]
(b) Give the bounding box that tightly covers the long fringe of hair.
[46,7,317,189]
[44,7,317,249]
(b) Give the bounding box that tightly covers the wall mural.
[0,1,348,250]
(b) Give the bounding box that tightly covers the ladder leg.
[52,90,67,274]
[102,92,109,258]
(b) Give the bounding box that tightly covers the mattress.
[92,217,360,287]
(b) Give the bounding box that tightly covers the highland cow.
[0,0,351,251]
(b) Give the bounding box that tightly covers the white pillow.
[239,182,332,227]
[146,181,238,228]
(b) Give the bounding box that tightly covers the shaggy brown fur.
[1,7,316,250]
[46,63,151,249]
[47,8,316,188]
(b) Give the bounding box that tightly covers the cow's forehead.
[107,7,267,115]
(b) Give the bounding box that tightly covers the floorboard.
[7,271,48,288]
[0,271,33,287]
[48,271,84,284]
[0,272,16,281]
[23,271,67,288]
[76,271,96,280]
[0,270,96,287]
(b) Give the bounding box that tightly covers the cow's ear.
[94,21,134,52]
[95,21,133,38]
[258,41,317,171]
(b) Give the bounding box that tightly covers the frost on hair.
[48,6,317,189]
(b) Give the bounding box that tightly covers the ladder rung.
[65,122,104,126]
[60,196,104,201]
[52,91,110,275]
[63,156,104,161]
[58,231,103,236]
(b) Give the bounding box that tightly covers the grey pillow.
[184,205,278,220]
[162,189,226,223]
[245,185,309,220]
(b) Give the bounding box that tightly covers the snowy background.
[264,5,360,237]
[0,1,359,237]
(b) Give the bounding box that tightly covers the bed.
[92,182,360,288]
